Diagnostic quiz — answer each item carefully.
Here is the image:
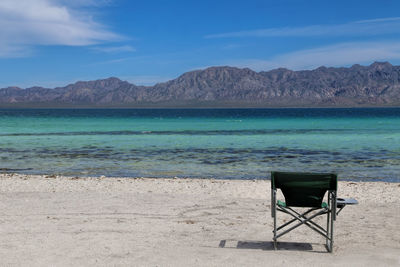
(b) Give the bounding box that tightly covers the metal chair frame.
[271,177,337,252]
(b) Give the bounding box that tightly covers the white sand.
[0,173,399,266]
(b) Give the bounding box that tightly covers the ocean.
[0,108,399,182]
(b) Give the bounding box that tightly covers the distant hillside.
[1,62,400,107]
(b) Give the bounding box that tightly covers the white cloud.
[91,45,136,53]
[54,0,113,7]
[354,17,400,24]
[229,41,400,71]
[0,0,121,57]
[124,75,172,86]
[205,17,400,38]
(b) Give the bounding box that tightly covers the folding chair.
[271,171,337,252]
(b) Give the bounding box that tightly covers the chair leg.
[273,190,277,250]
[274,216,277,250]
[326,193,331,250]
[273,190,337,252]
[326,191,335,253]
[329,195,334,253]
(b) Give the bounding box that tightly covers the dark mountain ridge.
[1,62,400,107]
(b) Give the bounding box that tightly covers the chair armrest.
[336,198,358,208]
[336,197,358,215]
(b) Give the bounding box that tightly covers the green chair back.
[271,172,337,208]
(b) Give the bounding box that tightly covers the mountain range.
[1,61,400,107]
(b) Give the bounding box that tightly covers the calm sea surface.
[0,108,399,182]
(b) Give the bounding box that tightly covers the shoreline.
[1,172,398,183]
[1,173,399,266]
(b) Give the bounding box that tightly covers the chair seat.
[277,200,328,208]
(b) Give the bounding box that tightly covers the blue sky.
[1,0,400,88]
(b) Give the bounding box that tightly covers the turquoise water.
[0,108,399,182]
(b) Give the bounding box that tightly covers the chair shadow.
[219,240,324,252]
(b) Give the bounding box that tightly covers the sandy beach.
[0,173,399,266]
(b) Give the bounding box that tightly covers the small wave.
[0,128,389,137]
[0,167,33,172]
